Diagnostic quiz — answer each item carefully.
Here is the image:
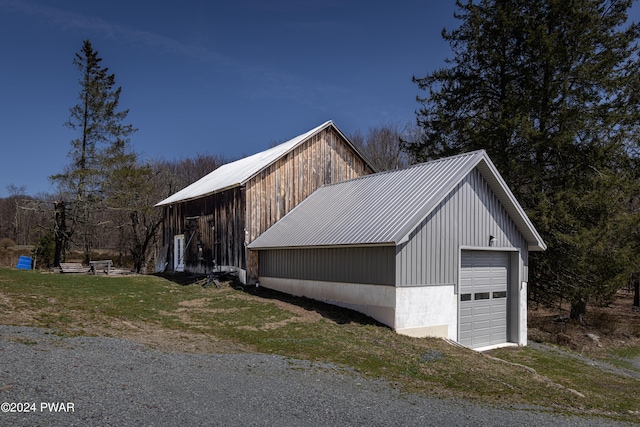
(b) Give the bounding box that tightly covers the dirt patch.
[0,291,245,354]
[528,289,640,355]
[0,278,334,354]
[0,294,40,325]
[261,297,324,323]
[120,283,330,350]
[99,318,243,354]
[167,289,323,331]
[178,298,210,308]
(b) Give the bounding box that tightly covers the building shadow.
[155,271,385,328]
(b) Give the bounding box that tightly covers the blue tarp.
[16,256,32,270]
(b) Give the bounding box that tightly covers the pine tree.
[409,0,640,319]
[51,39,136,265]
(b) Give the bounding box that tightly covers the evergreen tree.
[408,0,640,319]
[51,40,136,265]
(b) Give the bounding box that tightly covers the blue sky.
[1,1,472,197]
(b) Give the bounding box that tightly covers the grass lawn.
[0,268,639,422]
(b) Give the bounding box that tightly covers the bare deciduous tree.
[350,122,417,171]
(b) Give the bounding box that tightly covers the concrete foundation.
[258,277,459,341]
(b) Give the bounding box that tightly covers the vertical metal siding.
[257,167,528,288]
[259,246,395,286]
[396,169,527,286]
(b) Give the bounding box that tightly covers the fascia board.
[475,155,547,251]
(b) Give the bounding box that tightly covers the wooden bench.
[59,262,90,274]
[89,260,113,275]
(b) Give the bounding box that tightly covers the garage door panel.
[473,320,491,331]
[472,305,492,316]
[472,277,492,286]
[492,308,507,318]
[491,303,507,313]
[492,317,507,327]
[472,330,491,343]
[491,319,506,328]
[459,251,509,349]
[459,325,473,335]
[460,307,473,318]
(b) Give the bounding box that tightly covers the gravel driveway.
[0,325,632,426]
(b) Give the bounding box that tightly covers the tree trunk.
[53,201,67,266]
[570,297,587,324]
[634,276,639,308]
[129,211,162,274]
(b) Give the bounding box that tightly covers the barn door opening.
[174,234,185,272]
[459,250,509,349]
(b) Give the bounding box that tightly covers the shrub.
[33,233,55,268]
[0,238,16,249]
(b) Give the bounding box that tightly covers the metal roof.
[156,120,365,206]
[248,150,546,252]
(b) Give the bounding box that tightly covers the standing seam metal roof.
[156,120,367,206]
[247,150,546,252]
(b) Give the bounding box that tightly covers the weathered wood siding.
[245,127,373,279]
[162,124,372,279]
[246,126,372,242]
[162,186,245,274]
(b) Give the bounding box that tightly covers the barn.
[155,121,374,283]
[248,150,546,350]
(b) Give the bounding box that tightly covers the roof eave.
[475,155,547,252]
[394,150,546,251]
[155,183,243,207]
[247,241,395,251]
[529,242,547,252]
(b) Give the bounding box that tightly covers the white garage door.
[459,251,509,349]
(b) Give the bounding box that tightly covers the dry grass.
[527,290,640,355]
[0,268,639,422]
[0,246,33,268]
